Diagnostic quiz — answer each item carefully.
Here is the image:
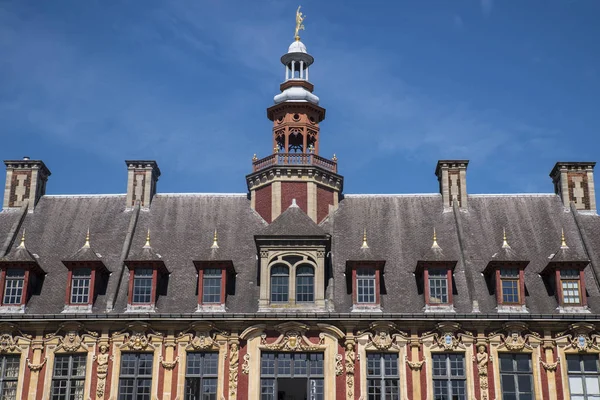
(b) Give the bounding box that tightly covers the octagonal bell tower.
[247,13,343,223]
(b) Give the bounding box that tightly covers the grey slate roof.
[1,191,600,316]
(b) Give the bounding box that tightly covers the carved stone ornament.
[241,354,250,375]
[335,354,343,376]
[27,357,47,372]
[490,322,540,352]
[357,322,407,351]
[474,344,490,400]
[93,344,111,398]
[540,356,560,372]
[405,355,425,371]
[344,340,356,400]
[556,323,600,352]
[159,355,179,370]
[112,322,163,350]
[45,322,98,352]
[422,322,473,351]
[261,323,325,352]
[0,323,32,353]
[229,341,240,400]
[177,322,228,351]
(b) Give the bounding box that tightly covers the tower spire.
[561,228,568,249]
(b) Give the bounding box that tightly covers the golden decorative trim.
[361,228,369,249]
[561,228,568,249]
[241,353,250,375]
[211,229,219,249]
[0,323,31,353]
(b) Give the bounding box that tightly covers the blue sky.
[0,0,598,196]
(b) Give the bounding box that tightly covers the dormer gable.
[483,229,529,313]
[415,230,458,313]
[346,229,385,312]
[61,229,110,313]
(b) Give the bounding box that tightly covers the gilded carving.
[94,344,110,398]
[177,322,228,351]
[229,342,239,400]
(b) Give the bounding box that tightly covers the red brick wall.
[281,182,307,214]
[255,185,272,223]
[317,185,334,223]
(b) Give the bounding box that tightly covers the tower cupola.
[247,7,343,224]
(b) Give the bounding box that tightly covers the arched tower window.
[295,265,314,303]
[270,265,289,303]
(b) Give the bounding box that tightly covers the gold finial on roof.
[18,229,25,248]
[361,228,369,249]
[332,154,337,162]
[502,227,510,249]
[211,229,219,249]
[144,229,151,248]
[274,146,279,154]
[294,6,305,41]
[432,228,440,249]
[561,228,568,249]
[83,228,90,248]
[252,154,258,162]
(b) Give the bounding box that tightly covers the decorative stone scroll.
[555,323,600,352]
[345,340,356,400]
[422,322,474,351]
[112,322,163,351]
[44,322,99,352]
[489,322,541,352]
[241,354,250,375]
[0,322,31,353]
[260,322,326,352]
[357,322,408,351]
[177,322,228,351]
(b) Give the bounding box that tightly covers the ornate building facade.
[1,14,600,400]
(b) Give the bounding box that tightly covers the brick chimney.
[125,160,160,209]
[550,162,596,212]
[435,160,469,209]
[3,157,51,210]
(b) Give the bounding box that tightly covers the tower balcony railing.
[252,153,337,173]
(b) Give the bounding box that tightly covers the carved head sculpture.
[478,345,486,354]
[99,344,108,354]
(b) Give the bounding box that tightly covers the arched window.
[296,264,314,303]
[270,265,289,303]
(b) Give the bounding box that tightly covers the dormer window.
[541,230,590,313]
[484,229,529,313]
[0,233,45,313]
[295,265,314,303]
[499,268,521,304]
[427,268,450,304]
[69,268,91,304]
[62,230,110,312]
[124,231,168,312]
[132,268,155,304]
[560,269,582,305]
[2,269,25,305]
[270,265,290,303]
[355,267,377,304]
[202,268,223,304]
[193,256,235,311]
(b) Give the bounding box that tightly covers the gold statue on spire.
[144,229,151,248]
[561,228,568,249]
[295,6,305,41]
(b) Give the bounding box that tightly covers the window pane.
[71,269,92,304]
[270,265,289,303]
[202,269,222,304]
[296,265,314,303]
[363,353,399,399]
[428,270,448,304]
[118,353,153,400]
[52,354,86,400]
[133,268,153,304]
[569,377,584,395]
[587,377,600,395]
[3,270,25,305]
